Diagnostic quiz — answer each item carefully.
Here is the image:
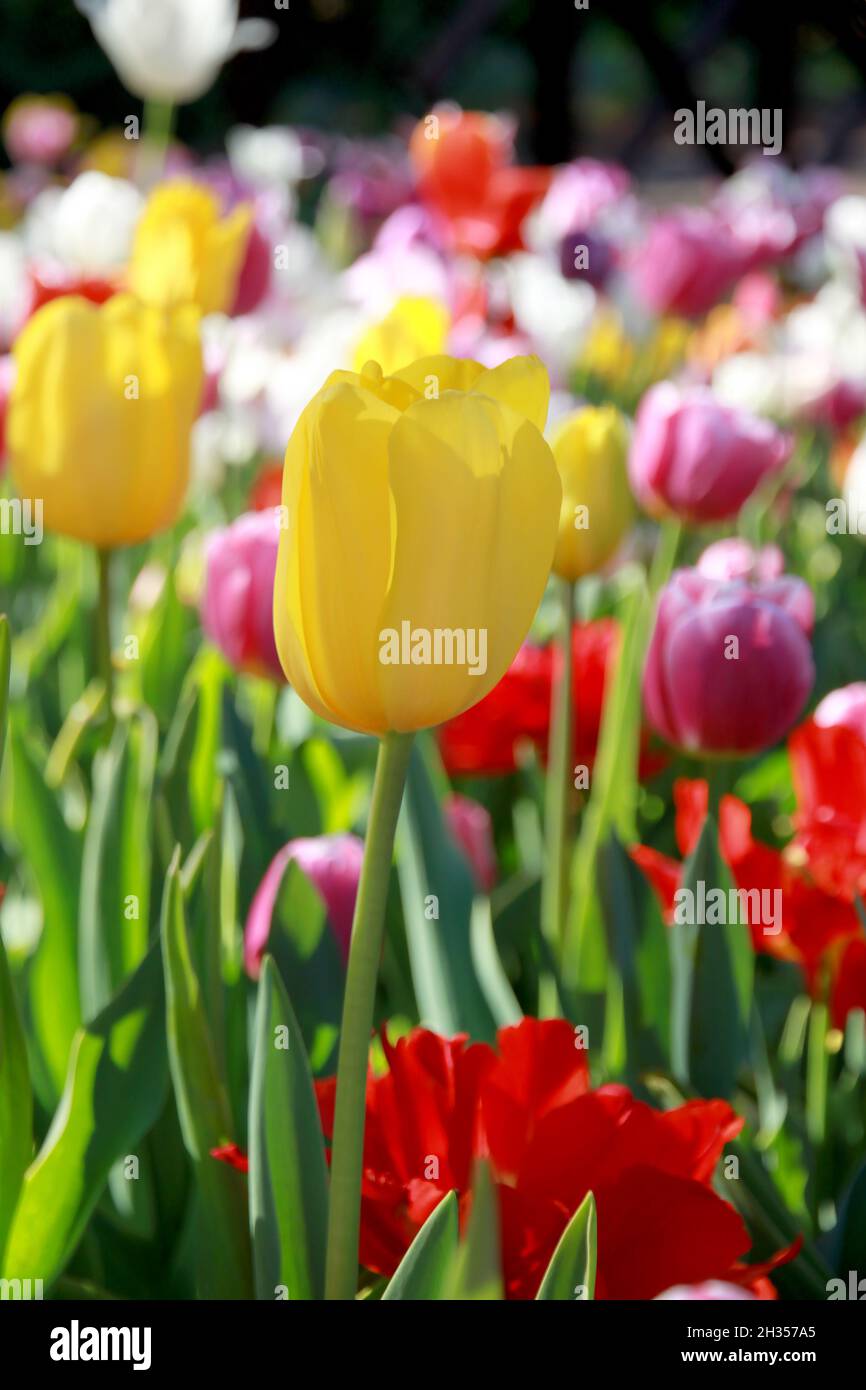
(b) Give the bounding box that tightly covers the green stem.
[325,731,414,1300]
[95,549,114,739]
[648,517,682,596]
[539,578,576,1016]
[140,99,176,184]
[806,997,829,1148]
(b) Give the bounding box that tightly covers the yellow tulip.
[8,293,202,548]
[549,404,634,580]
[129,181,251,315]
[274,353,561,734]
[352,296,449,378]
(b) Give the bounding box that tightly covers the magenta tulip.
[644,568,814,757]
[201,508,283,680]
[244,832,365,977]
[444,793,497,892]
[629,208,748,318]
[629,382,792,524]
[696,538,784,584]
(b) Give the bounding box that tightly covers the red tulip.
[643,568,814,757]
[201,508,283,682]
[313,1018,795,1299]
[629,382,792,524]
[438,619,660,778]
[631,771,864,1025]
[409,107,551,259]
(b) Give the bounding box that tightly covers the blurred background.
[3,0,866,174]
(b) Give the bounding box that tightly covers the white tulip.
[76,0,276,104]
[25,172,143,277]
[506,252,596,381]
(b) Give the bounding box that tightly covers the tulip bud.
[8,293,202,548]
[201,508,283,681]
[76,0,277,106]
[549,404,633,580]
[3,94,79,167]
[444,793,497,891]
[273,353,561,735]
[129,181,252,316]
[629,381,792,524]
[696,538,784,583]
[630,208,748,318]
[244,833,365,977]
[644,568,814,757]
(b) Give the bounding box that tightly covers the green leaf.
[161,851,253,1298]
[597,833,670,1085]
[0,613,10,772]
[248,957,329,1300]
[139,570,196,727]
[78,713,158,1019]
[469,898,521,1029]
[671,815,754,1098]
[268,860,345,1071]
[397,738,496,1039]
[536,1191,597,1300]
[188,648,227,835]
[563,574,652,991]
[382,1191,459,1300]
[448,1160,502,1300]
[0,931,32,1264]
[1,942,166,1288]
[8,716,81,1097]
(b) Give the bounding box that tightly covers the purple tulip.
[630,208,748,318]
[201,508,283,681]
[629,382,792,524]
[696,538,784,584]
[444,793,497,892]
[244,833,365,978]
[644,568,814,757]
[558,228,615,289]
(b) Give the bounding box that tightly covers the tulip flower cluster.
[1,24,866,1322]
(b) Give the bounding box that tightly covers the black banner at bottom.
[0,1296,862,1376]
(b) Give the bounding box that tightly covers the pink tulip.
[696,538,784,584]
[629,382,792,524]
[814,683,866,744]
[656,1281,757,1301]
[644,568,814,757]
[244,833,365,977]
[629,208,748,318]
[201,508,283,681]
[444,793,497,892]
[3,97,78,167]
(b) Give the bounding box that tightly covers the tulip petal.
[379,391,559,730]
[472,354,550,432]
[275,378,398,732]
